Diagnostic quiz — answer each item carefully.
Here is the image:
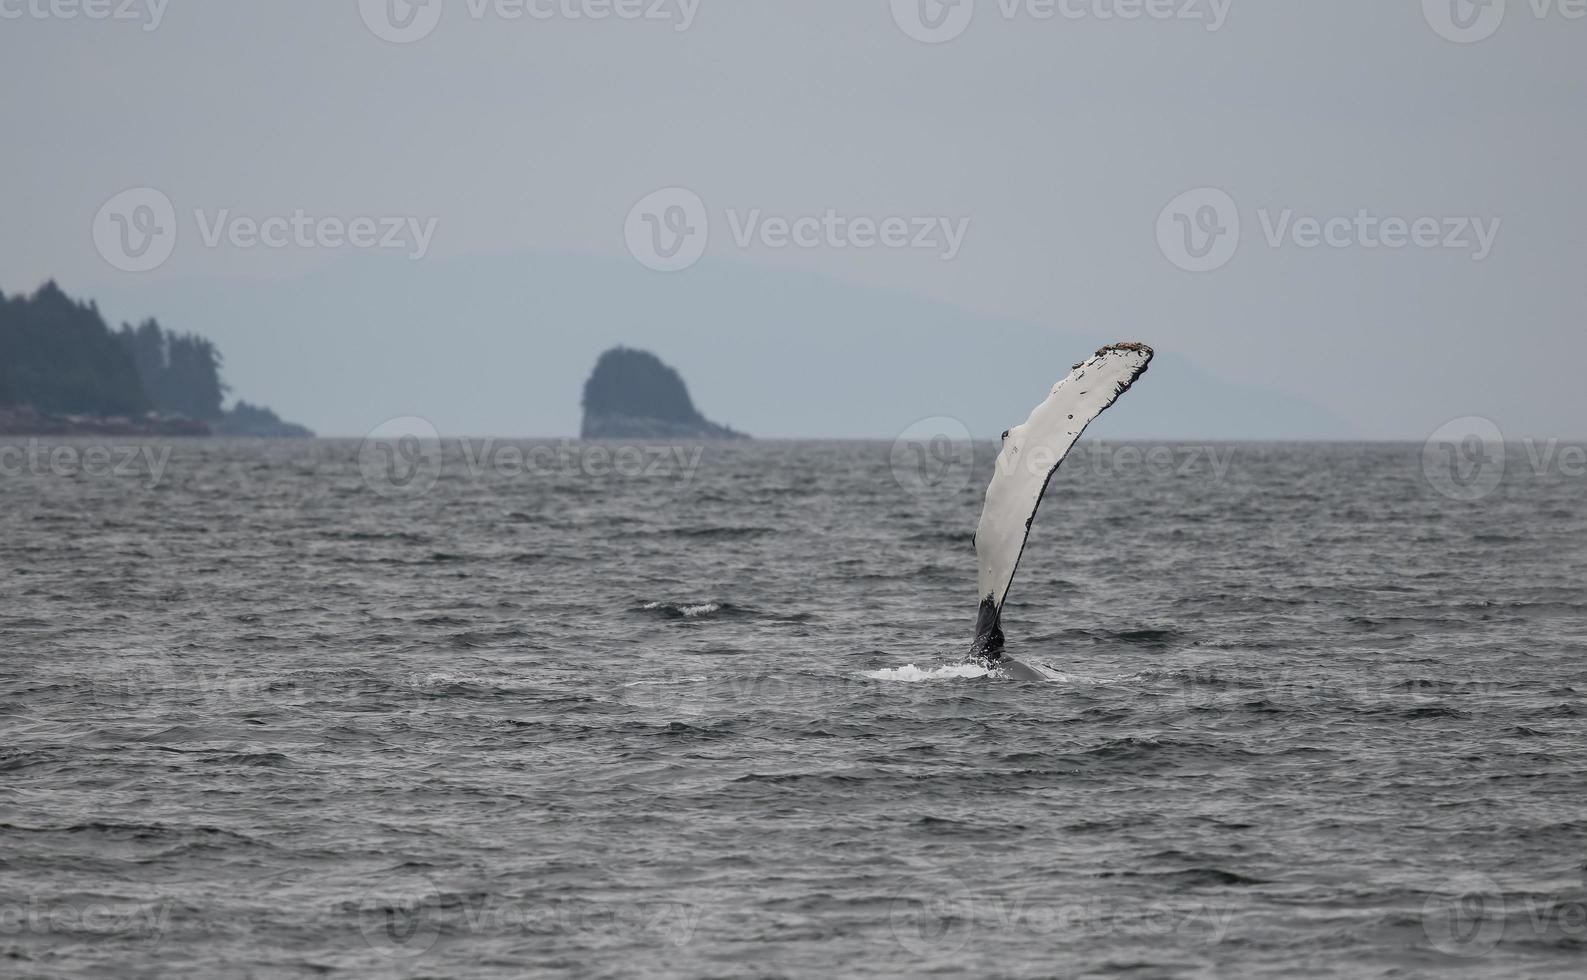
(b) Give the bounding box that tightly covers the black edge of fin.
[970,595,1004,661]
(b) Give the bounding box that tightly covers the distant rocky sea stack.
[580,347,747,440]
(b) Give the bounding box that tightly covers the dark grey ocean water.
[2,437,1585,978]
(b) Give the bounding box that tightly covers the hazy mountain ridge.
[86,251,1356,440]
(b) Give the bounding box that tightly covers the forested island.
[581,347,747,440]
[0,282,311,437]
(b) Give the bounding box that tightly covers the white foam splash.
[864,663,992,682]
[406,672,501,689]
[642,601,721,618]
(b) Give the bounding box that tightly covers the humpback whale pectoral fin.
[969,595,1005,662]
[969,342,1154,666]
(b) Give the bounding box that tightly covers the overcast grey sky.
[2,1,1582,438]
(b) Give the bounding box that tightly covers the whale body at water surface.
[968,343,1154,680]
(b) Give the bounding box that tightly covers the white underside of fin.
[974,343,1153,615]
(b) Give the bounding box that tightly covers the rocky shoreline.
[0,405,312,438]
[0,406,209,437]
[580,411,745,441]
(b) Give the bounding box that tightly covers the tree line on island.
[0,281,310,436]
